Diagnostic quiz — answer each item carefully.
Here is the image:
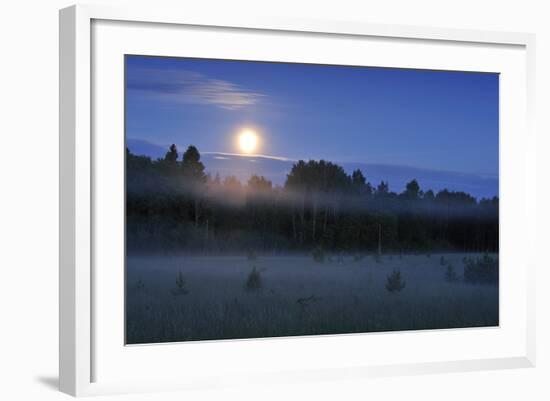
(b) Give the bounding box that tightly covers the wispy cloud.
[127,68,265,110]
[202,151,291,162]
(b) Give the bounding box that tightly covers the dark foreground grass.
[126,254,498,344]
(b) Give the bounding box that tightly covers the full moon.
[238,129,258,154]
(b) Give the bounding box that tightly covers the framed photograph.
[60,4,536,396]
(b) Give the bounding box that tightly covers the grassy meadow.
[126,252,499,344]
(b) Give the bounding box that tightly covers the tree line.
[126,144,499,253]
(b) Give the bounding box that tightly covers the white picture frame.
[59,4,536,397]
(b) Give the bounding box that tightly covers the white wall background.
[0,0,548,400]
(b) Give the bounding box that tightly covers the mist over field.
[125,143,499,344]
[126,253,498,344]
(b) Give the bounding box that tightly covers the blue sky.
[126,55,499,178]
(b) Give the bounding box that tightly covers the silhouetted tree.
[424,189,435,201]
[223,175,242,191]
[165,144,178,163]
[248,175,272,192]
[285,160,350,242]
[181,146,206,183]
[181,145,206,228]
[404,179,421,199]
[351,169,372,196]
[376,181,389,196]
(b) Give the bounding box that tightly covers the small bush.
[385,269,406,292]
[373,253,382,264]
[135,278,145,291]
[353,253,365,262]
[171,271,189,296]
[312,246,325,263]
[245,266,262,291]
[439,256,447,266]
[445,264,458,282]
[463,254,498,285]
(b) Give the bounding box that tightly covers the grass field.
[126,253,498,344]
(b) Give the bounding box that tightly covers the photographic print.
[125,55,499,345]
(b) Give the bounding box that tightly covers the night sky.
[125,55,499,195]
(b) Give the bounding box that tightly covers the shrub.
[135,278,145,291]
[445,264,458,282]
[439,256,447,266]
[373,253,382,264]
[463,254,498,285]
[353,253,365,262]
[171,271,189,296]
[312,246,325,263]
[245,266,262,291]
[385,269,406,292]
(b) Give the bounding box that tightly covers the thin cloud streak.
[127,68,265,110]
[202,151,291,162]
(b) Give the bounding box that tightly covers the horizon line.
[126,138,498,179]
